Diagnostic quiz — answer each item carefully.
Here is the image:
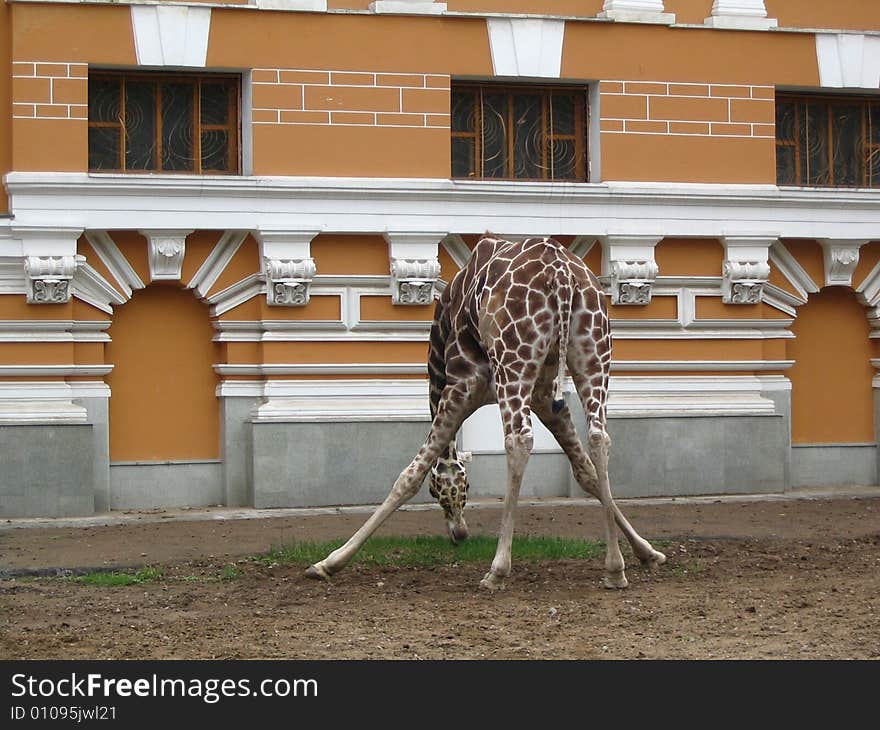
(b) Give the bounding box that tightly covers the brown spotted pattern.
[306,236,666,588]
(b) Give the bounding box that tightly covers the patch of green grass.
[219,564,242,581]
[72,565,164,587]
[258,535,605,569]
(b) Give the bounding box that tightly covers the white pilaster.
[601,235,661,305]
[721,235,774,304]
[370,0,446,15]
[141,230,192,282]
[255,229,318,307]
[598,0,675,25]
[820,239,866,288]
[384,232,445,305]
[704,0,777,31]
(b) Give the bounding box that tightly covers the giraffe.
[305,235,666,590]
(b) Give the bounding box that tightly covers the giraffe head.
[429,449,472,544]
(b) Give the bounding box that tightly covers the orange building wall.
[105,287,220,461]
[0,1,10,211]
[788,288,874,444]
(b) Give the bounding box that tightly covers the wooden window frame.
[451,83,589,182]
[776,93,880,189]
[88,71,241,175]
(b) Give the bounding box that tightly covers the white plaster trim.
[816,33,880,89]
[611,360,793,371]
[704,0,776,30]
[12,174,880,243]
[0,260,26,295]
[214,360,791,377]
[254,0,328,10]
[486,18,565,78]
[607,374,784,417]
[0,380,108,423]
[84,231,145,299]
[0,399,87,425]
[130,5,211,68]
[598,0,674,25]
[370,1,446,15]
[214,363,428,376]
[0,320,110,343]
[205,273,264,316]
[857,258,880,307]
[0,365,114,377]
[187,230,249,299]
[440,234,471,269]
[72,262,127,314]
[251,379,431,422]
[768,240,817,302]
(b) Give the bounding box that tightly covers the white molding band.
[816,34,880,89]
[0,380,109,424]
[130,5,212,68]
[704,0,776,31]
[486,18,566,78]
[10,175,880,243]
[768,240,817,302]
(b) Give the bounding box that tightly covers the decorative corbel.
[141,230,192,281]
[601,235,661,305]
[384,232,446,305]
[24,255,82,304]
[820,239,865,288]
[721,235,774,304]
[255,229,319,307]
[264,258,317,306]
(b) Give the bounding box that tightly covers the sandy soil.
[1,490,879,660]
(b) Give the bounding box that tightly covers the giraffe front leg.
[305,462,425,580]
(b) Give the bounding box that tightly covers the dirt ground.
[1,488,879,660]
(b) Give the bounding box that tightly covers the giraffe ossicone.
[305,236,666,590]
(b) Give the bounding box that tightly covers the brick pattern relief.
[600,81,775,138]
[12,62,88,121]
[252,69,451,128]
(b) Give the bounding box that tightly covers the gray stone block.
[0,424,95,517]
[109,461,224,510]
[252,420,433,508]
[791,444,876,487]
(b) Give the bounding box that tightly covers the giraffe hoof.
[479,571,507,592]
[304,562,332,581]
[603,571,628,590]
[640,550,667,569]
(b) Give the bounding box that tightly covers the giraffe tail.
[552,267,573,413]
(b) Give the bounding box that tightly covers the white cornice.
[6,174,880,243]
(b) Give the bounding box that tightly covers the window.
[88,72,240,174]
[451,84,588,181]
[776,94,880,188]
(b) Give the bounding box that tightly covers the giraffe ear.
[460,450,473,464]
